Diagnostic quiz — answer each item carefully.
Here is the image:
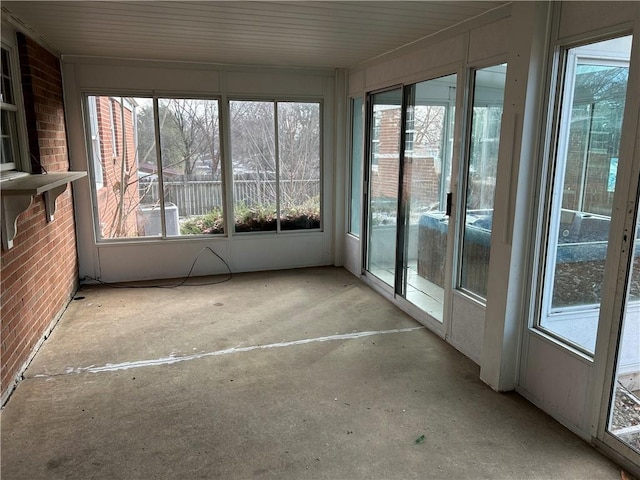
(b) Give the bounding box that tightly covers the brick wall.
[370,107,446,209]
[94,96,140,238]
[563,131,615,215]
[0,33,79,404]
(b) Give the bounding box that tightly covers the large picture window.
[229,100,321,233]
[85,95,223,240]
[537,36,632,354]
[86,95,321,240]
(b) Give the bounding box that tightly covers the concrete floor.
[0,267,624,479]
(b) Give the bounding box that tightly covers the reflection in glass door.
[538,36,632,354]
[606,216,640,455]
[366,89,402,287]
[399,75,457,321]
[459,64,507,300]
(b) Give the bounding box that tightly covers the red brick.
[2,34,78,402]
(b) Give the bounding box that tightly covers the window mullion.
[152,97,168,238]
[274,101,281,233]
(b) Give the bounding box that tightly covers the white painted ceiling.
[2,1,507,69]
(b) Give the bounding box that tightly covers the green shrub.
[181,198,321,234]
[280,197,320,230]
[180,207,224,235]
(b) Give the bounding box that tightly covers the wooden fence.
[139,179,320,217]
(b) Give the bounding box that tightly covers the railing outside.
[139,179,320,217]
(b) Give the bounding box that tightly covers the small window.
[1,40,27,177]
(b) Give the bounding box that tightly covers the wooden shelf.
[1,172,86,196]
[1,172,87,250]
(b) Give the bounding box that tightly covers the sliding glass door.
[364,67,507,328]
[365,74,458,323]
[399,75,457,321]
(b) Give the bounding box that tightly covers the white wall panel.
[93,233,329,283]
[363,36,465,90]
[344,234,361,277]
[558,2,639,41]
[348,70,365,97]
[449,293,485,365]
[223,70,327,96]
[96,240,231,283]
[69,59,222,94]
[468,17,510,63]
[520,334,592,437]
[63,63,101,281]
[230,234,327,272]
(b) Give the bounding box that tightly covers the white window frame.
[0,23,30,178]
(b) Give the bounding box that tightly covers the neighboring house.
[88,96,140,239]
[370,106,450,210]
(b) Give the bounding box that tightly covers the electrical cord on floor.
[82,246,232,289]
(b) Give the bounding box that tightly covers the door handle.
[446,192,453,216]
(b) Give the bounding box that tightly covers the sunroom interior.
[1,1,639,477]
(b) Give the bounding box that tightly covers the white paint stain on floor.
[33,326,424,377]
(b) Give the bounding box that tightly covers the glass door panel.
[459,64,507,299]
[538,36,632,354]
[400,75,457,321]
[607,219,640,454]
[366,89,402,287]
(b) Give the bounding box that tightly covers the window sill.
[1,171,87,250]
